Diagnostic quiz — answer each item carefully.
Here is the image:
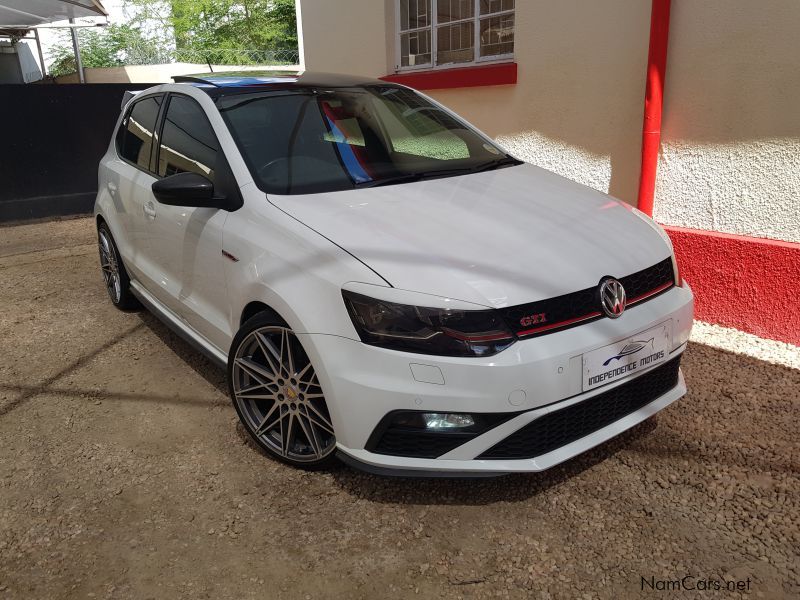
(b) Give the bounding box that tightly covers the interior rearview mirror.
[151,172,227,209]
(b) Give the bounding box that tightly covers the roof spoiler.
[121,89,142,110]
[171,75,221,87]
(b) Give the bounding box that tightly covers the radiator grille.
[500,257,675,338]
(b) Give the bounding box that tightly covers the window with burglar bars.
[397,0,514,70]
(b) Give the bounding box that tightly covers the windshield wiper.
[416,157,523,180]
[469,156,523,173]
[354,173,423,188]
[354,157,522,188]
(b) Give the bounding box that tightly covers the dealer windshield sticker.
[582,322,672,391]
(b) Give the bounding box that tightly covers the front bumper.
[298,285,693,475]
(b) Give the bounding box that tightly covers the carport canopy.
[0,1,106,29]
[0,1,107,82]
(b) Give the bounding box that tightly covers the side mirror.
[151,172,226,209]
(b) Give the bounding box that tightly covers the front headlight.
[342,291,515,357]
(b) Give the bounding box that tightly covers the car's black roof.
[172,70,396,98]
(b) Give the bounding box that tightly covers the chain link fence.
[120,43,299,67]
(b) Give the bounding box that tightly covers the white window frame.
[395,0,515,72]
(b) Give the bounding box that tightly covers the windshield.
[217,85,520,195]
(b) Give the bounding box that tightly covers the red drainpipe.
[637,0,672,216]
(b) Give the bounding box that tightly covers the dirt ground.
[0,217,797,600]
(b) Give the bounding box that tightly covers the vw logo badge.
[599,278,627,319]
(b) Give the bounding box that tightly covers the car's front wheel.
[228,313,337,468]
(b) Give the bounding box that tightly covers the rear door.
[105,93,164,287]
[145,93,231,352]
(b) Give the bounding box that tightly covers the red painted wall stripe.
[664,226,800,346]
[380,62,517,90]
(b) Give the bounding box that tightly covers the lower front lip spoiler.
[335,450,509,479]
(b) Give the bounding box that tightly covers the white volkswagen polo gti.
[95,72,693,476]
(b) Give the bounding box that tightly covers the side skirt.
[130,280,228,370]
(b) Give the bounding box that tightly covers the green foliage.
[129,0,298,64]
[47,0,299,75]
[47,24,164,77]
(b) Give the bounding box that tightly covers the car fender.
[222,185,388,344]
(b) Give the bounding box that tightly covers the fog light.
[422,413,475,430]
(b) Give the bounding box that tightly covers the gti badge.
[520,312,547,327]
[599,278,626,319]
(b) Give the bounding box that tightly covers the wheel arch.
[240,301,288,328]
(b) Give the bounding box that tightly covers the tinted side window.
[157,95,218,181]
[117,95,162,170]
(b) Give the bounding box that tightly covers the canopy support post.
[68,17,85,83]
[33,27,46,77]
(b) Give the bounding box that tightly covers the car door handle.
[143,201,156,219]
[107,182,117,195]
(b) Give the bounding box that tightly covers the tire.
[228,312,338,469]
[97,221,140,310]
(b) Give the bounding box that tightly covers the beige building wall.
[296,0,800,242]
[654,0,800,243]
[418,0,651,205]
[296,0,389,76]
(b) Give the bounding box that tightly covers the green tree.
[47,23,166,76]
[48,1,298,75]
[128,0,298,64]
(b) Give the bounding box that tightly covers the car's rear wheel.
[229,314,337,468]
[97,222,140,310]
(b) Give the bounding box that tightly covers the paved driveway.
[0,218,797,599]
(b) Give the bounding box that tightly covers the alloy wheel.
[98,229,121,303]
[232,326,336,463]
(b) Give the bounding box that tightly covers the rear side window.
[117,95,162,170]
[157,95,218,181]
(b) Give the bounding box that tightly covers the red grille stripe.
[517,311,602,337]
[627,281,673,305]
[516,281,675,338]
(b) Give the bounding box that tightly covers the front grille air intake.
[478,355,681,460]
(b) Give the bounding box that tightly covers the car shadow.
[133,301,661,499]
[130,306,799,509]
[135,310,229,398]
[326,340,798,505]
